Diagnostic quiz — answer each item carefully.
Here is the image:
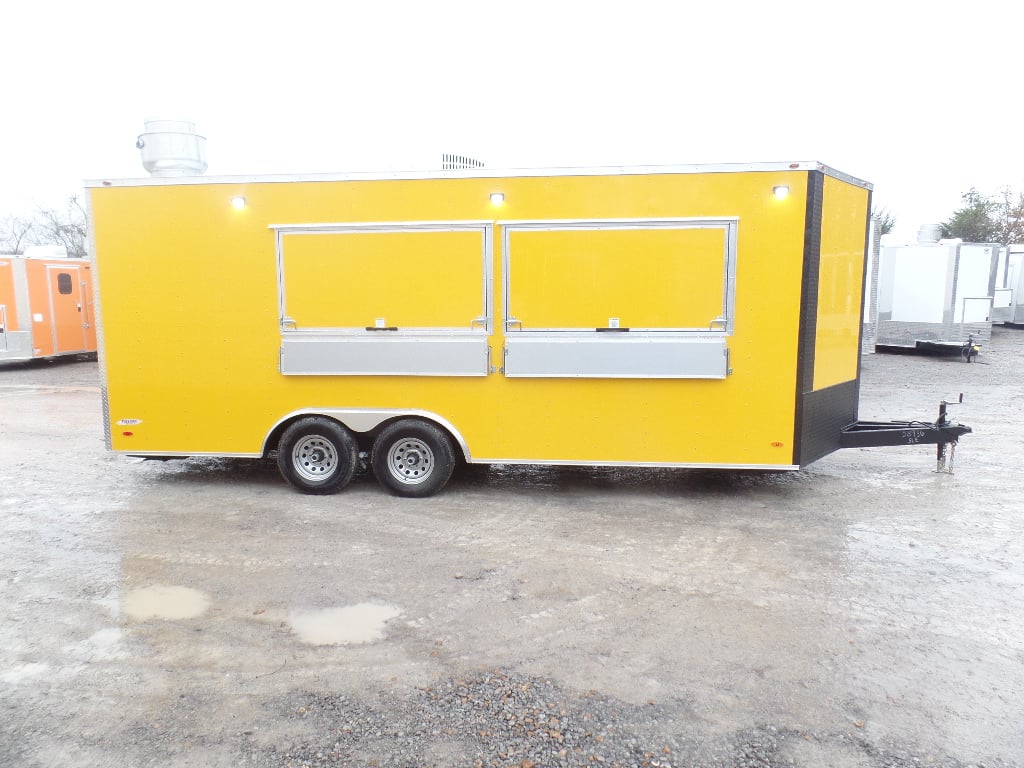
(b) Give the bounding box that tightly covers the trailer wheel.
[371,419,455,498]
[277,417,359,495]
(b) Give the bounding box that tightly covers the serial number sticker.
[117,419,143,426]
[902,429,926,444]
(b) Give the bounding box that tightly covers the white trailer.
[992,244,1024,325]
[875,229,999,353]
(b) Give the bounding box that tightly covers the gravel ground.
[1,332,1022,767]
[242,669,1012,768]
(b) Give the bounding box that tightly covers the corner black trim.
[798,380,859,465]
[792,170,824,465]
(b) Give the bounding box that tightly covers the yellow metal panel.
[508,227,725,329]
[813,176,869,391]
[283,230,484,328]
[91,169,812,466]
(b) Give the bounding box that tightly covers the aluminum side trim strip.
[466,459,801,470]
[86,161,871,190]
[120,451,263,458]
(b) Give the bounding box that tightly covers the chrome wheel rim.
[386,438,434,485]
[292,435,338,483]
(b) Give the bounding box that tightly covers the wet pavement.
[1,333,1022,767]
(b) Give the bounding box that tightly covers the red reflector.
[122,431,134,437]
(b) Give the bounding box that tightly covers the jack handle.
[936,393,965,474]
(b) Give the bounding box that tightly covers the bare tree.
[32,196,89,258]
[0,196,89,257]
[0,215,36,254]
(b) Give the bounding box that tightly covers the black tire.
[371,419,456,498]
[277,417,359,495]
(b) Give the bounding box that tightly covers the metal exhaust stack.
[136,119,207,177]
[917,223,942,244]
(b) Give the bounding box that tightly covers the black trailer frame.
[838,398,971,473]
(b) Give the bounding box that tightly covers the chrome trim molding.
[86,161,871,190]
[269,220,493,232]
[120,451,263,458]
[466,458,800,470]
[811,163,872,188]
[502,217,738,336]
[275,221,494,335]
[496,216,740,228]
[101,386,112,450]
[85,192,113,450]
[262,408,472,461]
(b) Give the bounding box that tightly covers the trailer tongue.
[839,397,971,473]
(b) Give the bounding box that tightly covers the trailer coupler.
[838,395,971,473]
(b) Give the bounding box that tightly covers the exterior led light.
[773,185,790,200]
[231,196,247,210]
[489,192,505,205]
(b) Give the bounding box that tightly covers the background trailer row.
[0,247,96,363]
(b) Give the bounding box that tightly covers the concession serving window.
[501,218,737,378]
[274,222,493,376]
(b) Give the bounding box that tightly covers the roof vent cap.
[136,119,207,177]
[917,223,942,244]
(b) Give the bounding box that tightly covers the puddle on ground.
[123,585,210,620]
[289,603,402,646]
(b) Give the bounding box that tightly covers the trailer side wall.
[91,168,867,469]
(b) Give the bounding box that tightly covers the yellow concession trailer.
[87,162,970,496]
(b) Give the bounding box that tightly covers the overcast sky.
[2,0,1021,238]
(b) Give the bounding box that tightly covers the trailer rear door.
[47,265,89,354]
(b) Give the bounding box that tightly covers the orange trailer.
[0,247,97,363]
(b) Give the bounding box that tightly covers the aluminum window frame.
[271,220,494,335]
[501,217,738,336]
